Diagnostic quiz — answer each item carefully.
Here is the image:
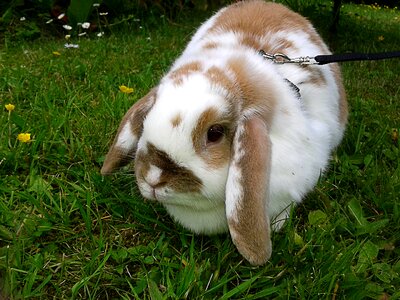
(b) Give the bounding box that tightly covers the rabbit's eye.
[207,124,225,143]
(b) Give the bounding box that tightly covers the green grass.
[1,1,399,299]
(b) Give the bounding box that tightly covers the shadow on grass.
[295,2,399,53]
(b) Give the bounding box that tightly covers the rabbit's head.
[101,57,282,265]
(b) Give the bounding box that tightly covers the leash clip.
[258,50,318,65]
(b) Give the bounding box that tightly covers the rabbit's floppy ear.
[226,114,272,266]
[101,88,157,175]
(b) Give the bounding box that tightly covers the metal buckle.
[258,50,318,65]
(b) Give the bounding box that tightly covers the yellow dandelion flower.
[53,51,61,56]
[378,35,385,41]
[119,85,134,94]
[5,104,15,112]
[17,133,31,143]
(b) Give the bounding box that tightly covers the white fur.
[116,122,137,150]
[131,2,346,234]
[225,119,246,223]
[145,165,162,187]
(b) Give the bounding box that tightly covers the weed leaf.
[372,263,395,283]
[28,175,52,194]
[355,241,379,273]
[148,279,163,300]
[308,210,327,225]
[348,198,367,226]
[356,218,389,235]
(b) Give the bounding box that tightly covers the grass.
[0,1,399,299]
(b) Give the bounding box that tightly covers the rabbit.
[101,0,348,266]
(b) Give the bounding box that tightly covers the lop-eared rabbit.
[102,0,348,265]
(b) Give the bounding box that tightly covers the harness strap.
[284,78,301,100]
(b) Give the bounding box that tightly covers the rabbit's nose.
[144,164,166,188]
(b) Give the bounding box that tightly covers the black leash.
[315,51,400,65]
[259,50,400,65]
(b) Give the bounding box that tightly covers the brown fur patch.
[272,38,296,53]
[205,66,236,96]
[203,42,218,49]
[135,143,203,193]
[169,61,202,86]
[208,1,323,53]
[171,114,182,128]
[227,57,276,123]
[239,35,262,50]
[191,107,234,169]
[330,63,348,126]
[227,116,272,266]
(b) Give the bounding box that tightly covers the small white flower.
[99,12,108,16]
[64,43,79,49]
[81,22,90,29]
[65,34,71,40]
[57,13,65,20]
[46,19,54,24]
[20,17,26,21]
[78,32,87,36]
[146,37,151,41]
[97,32,104,37]
[93,3,100,7]
[63,25,73,30]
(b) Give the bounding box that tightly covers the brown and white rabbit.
[101,0,348,266]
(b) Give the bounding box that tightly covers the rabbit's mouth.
[137,179,169,202]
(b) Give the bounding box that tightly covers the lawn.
[0,1,399,299]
